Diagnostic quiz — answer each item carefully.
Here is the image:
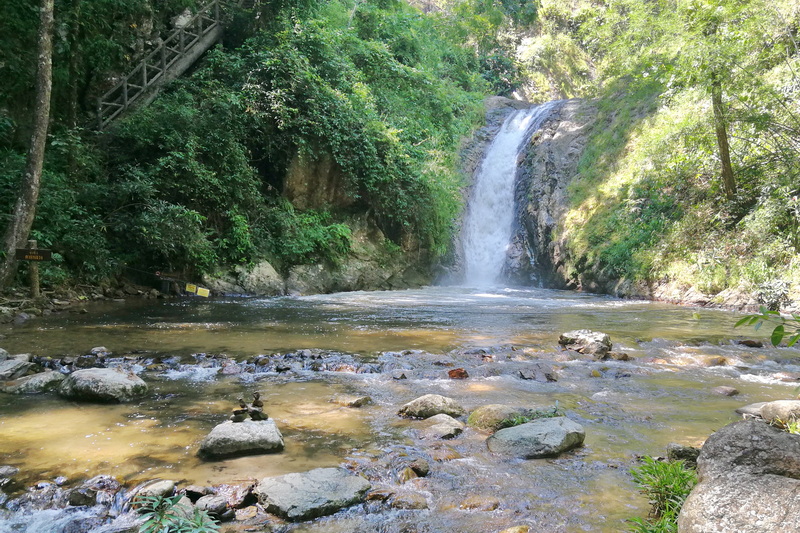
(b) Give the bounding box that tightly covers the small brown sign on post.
[15,248,52,261]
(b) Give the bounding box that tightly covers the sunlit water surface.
[0,286,798,532]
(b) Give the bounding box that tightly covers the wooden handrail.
[97,0,225,129]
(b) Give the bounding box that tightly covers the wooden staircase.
[96,0,258,129]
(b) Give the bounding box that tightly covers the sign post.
[15,240,52,298]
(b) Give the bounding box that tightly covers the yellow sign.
[196,287,210,298]
[185,284,197,294]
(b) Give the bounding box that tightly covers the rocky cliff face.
[508,99,597,288]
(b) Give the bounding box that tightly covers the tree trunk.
[711,78,737,200]
[0,0,55,289]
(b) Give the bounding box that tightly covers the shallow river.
[1,286,798,532]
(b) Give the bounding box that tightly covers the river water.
[1,286,798,532]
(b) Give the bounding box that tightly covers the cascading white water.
[462,103,558,287]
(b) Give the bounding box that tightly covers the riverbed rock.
[1,370,64,394]
[558,330,612,358]
[0,348,8,361]
[58,368,148,403]
[131,479,176,500]
[518,363,558,382]
[735,402,768,418]
[666,443,701,468]
[198,419,284,459]
[467,404,527,432]
[711,386,739,396]
[0,359,32,381]
[678,419,800,533]
[390,491,428,510]
[195,494,229,519]
[398,394,466,419]
[486,417,585,458]
[759,400,800,424]
[330,394,372,407]
[254,467,370,521]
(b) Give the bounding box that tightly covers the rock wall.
[284,151,355,210]
[509,99,597,287]
[203,215,429,296]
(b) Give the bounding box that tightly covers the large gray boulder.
[59,368,147,403]
[558,330,611,358]
[254,467,370,521]
[1,370,64,394]
[0,358,31,381]
[678,420,800,533]
[198,420,284,459]
[486,417,585,458]
[398,394,466,419]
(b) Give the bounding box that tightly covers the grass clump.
[498,403,563,429]
[628,456,697,533]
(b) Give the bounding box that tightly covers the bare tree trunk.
[711,77,737,200]
[0,0,55,289]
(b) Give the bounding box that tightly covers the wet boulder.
[398,394,466,419]
[198,419,284,459]
[678,420,800,533]
[1,370,64,394]
[558,330,611,358]
[486,417,585,458]
[254,467,370,521]
[0,358,32,381]
[420,413,464,440]
[759,400,800,424]
[58,368,148,403]
[467,404,528,432]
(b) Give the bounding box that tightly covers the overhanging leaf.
[771,325,785,346]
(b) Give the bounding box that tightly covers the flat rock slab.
[254,467,370,521]
[486,416,585,458]
[199,419,284,459]
[0,359,32,381]
[59,368,148,403]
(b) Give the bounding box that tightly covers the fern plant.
[137,494,220,533]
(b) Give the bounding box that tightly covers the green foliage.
[499,403,563,429]
[531,0,800,296]
[628,457,697,533]
[735,305,800,347]
[137,494,219,533]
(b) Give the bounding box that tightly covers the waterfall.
[462,103,558,287]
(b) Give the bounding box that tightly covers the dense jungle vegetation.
[522,0,800,305]
[1,0,799,306]
[0,0,526,287]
